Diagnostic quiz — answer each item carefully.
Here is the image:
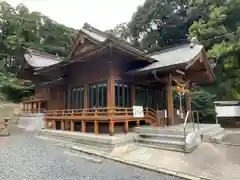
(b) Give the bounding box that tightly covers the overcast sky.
[6,0,144,30]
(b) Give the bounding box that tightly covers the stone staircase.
[135,126,201,153]
[135,123,227,153]
[200,124,227,143]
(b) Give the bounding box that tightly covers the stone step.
[202,128,224,141]
[139,133,185,142]
[211,131,229,144]
[137,137,185,152]
[200,124,222,134]
[135,127,185,136]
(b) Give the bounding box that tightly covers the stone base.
[0,130,9,136]
[18,113,44,131]
[40,129,137,150]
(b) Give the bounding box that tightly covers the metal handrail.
[183,111,190,152]
[192,110,200,131]
[183,110,200,152]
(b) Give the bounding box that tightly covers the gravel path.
[0,125,184,180]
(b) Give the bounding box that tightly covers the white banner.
[133,106,144,118]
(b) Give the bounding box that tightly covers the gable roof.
[134,43,204,72]
[23,48,63,69]
[69,23,144,58]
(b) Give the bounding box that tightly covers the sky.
[5,0,145,30]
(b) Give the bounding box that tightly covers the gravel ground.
[0,125,184,180]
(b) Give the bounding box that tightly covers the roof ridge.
[82,23,144,53]
[82,23,109,38]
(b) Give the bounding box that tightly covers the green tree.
[189,0,240,100]
[0,1,78,101]
[127,0,204,52]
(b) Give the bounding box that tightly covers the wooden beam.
[166,73,174,125]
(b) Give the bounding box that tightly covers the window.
[68,86,84,109]
[115,81,132,107]
[88,82,107,108]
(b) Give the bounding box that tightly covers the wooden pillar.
[109,121,114,136]
[107,76,115,107]
[65,120,70,130]
[70,120,74,131]
[185,81,192,121]
[61,120,64,130]
[132,85,136,106]
[94,120,99,135]
[124,120,129,134]
[84,84,88,108]
[38,101,41,113]
[52,120,56,129]
[166,73,174,125]
[82,120,86,132]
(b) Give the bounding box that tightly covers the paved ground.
[0,125,183,180]
[49,131,240,180]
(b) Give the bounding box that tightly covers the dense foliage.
[0,2,77,101]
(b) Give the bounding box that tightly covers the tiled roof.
[135,43,203,72]
[24,49,62,68]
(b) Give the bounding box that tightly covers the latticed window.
[88,82,107,108]
[115,80,132,107]
[67,86,84,109]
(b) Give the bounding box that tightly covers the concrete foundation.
[18,113,44,131]
[40,129,137,150]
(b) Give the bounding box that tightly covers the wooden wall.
[46,86,66,110]
[68,57,110,86]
